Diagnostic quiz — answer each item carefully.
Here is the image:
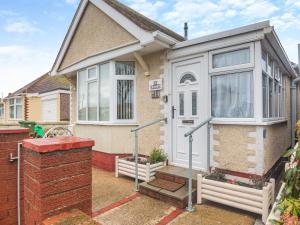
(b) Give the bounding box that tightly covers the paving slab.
[169,203,256,225]
[92,168,135,212]
[94,196,175,225]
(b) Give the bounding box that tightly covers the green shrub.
[148,148,167,164]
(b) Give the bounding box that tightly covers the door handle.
[172,106,176,119]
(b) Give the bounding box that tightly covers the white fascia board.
[265,30,298,78]
[174,20,270,49]
[168,30,265,60]
[50,0,89,76]
[90,0,153,45]
[152,31,180,46]
[26,93,39,97]
[39,90,70,97]
[55,42,143,75]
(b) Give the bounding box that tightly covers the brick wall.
[0,128,29,225]
[60,93,70,121]
[22,136,94,225]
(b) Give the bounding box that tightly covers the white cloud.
[0,45,28,55]
[242,1,278,18]
[128,0,165,19]
[0,45,55,96]
[4,20,40,33]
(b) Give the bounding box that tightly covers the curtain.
[212,71,253,118]
[213,48,250,68]
[115,62,135,75]
[117,80,134,119]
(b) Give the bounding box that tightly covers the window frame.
[0,103,4,118]
[209,43,254,74]
[262,51,286,121]
[211,69,255,121]
[77,61,137,125]
[9,97,23,120]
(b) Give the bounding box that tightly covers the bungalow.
[0,74,70,124]
[50,0,299,181]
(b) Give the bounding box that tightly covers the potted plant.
[115,148,167,182]
[198,170,275,223]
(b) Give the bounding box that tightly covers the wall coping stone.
[0,128,29,134]
[22,136,95,153]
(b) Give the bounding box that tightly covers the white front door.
[171,55,209,171]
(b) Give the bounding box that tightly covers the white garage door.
[42,98,57,122]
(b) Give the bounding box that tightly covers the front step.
[139,182,197,209]
[139,166,205,209]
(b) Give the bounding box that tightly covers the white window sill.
[210,119,287,126]
[76,121,139,126]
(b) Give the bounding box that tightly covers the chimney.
[184,22,188,40]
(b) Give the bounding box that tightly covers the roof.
[7,74,70,98]
[102,0,185,41]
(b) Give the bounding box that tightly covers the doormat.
[148,179,185,192]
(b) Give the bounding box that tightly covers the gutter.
[291,43,300,147]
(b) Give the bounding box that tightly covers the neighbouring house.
[50,0,299,180]
[0,74,70,124]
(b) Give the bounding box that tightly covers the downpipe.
[9,143,21,225]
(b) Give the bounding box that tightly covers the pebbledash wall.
[69,51,166,171]
[0,128,29,225]
[212,76,292,177]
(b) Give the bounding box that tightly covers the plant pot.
[115,156,166,182]
[197,174,275,223]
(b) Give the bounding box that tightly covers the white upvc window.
[210,43,255,120]
[209,43,254,74]
[9,98,22,120]
[211,71,254,118]
[0,103,4,118]
[262,50,285,120]
[77,61,136,124]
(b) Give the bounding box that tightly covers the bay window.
[77,61,135,123]
[262,50,285,119]
[9,98,22,120]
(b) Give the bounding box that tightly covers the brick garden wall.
[23,137,94,225]
[0,128,29,225]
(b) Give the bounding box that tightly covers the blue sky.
[0,0,299,96]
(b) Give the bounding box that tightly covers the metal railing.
[184,117,212,212]
[131,118,167,191]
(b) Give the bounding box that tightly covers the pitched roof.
[7,74,70,98]
[102,0,185,41]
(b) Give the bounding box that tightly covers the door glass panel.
[179,93,184,116]
[180,74,196,84]
[192,92,197,116]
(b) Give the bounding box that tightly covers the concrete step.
[155,165,205,188]
[139,181,197,209]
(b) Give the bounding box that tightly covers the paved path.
[92,168,256,225]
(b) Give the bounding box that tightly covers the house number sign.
[149,79,163,91]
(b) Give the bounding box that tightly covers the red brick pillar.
[0,128,29,225]
[22,136,94,225]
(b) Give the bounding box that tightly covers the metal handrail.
[184,117,212,212]
[184,117,212,137]
[131,118,167,132]
[131,118,167,192]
